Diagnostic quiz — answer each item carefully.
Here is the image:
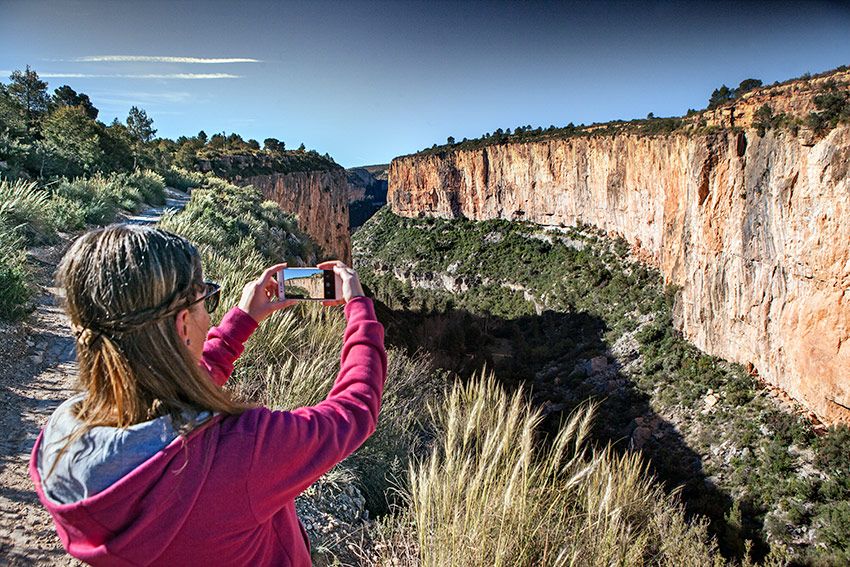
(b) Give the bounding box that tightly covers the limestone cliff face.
[244,170,351,263]
[388,127,850,425]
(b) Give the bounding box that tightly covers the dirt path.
[0,190,189,565]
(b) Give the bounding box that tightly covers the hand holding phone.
[239,263,297,322]
[316,260,365,306]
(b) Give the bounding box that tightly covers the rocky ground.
[0,236,81,566]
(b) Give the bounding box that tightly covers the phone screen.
[278,268,336,300]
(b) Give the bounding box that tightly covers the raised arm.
[200,307,259,386]
[202,263,296,386]
[246,296,387,519]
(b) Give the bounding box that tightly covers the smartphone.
[277,267,339,301]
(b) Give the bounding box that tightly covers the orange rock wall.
[388,127,850,425]
[244,170,351,263]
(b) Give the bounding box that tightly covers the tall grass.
[367,373,727,566]
[0,226,30,319]
[0,171,167,319]
[0,179,52,317]
[52,170,166,228]
[0,178,56,243]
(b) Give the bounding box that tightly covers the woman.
[29,224,386,566]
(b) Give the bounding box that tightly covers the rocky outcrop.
[698,68,850,130]
[388,126,850,425]
[245,170,351,263]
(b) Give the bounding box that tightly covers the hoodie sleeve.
[246,297,387,521]
[201,307,259,387]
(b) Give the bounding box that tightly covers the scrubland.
[4,169,846,565]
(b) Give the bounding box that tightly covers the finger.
[321,299,345,307]
[272,299,298,311]
[263,279,279,297]
[333,265,356,279]
[317,260,344,270]
[261,263,288,283]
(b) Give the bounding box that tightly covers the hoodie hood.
[30,400,222,566]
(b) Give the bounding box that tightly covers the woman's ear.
[174,308,190,344]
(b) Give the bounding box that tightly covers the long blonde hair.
[57,224,247,432]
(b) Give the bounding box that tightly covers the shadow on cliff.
[371,297,762,561]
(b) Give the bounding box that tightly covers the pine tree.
[52,85,99,119]
[126,106,156,168]
[7,66,50,135]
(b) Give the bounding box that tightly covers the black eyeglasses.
[186,281,221,313]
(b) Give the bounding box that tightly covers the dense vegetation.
[0,66,339,319]
[353,207,850,565]
[0,171,166,318]
[0,66,339,182]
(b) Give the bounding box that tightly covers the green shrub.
[0,178,56,244]
[813,501,850,563]
[0,220,30,319]
[808,91,850,133]
[125,169,165,205]
[54,176,120,225]
[52,170,165,226]
[162,166,206,192]
[46,195,87,231]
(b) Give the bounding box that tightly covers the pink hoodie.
[30,296,386,566]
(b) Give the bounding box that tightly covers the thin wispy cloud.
[34,72,240,80]
[71,55,261,64]
[91,91,194,103]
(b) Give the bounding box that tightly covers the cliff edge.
[245,169,351,263]
[388,121,849,426]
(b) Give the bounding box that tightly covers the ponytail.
[52,225,248,458]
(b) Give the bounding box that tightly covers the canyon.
[243,170,351,263]
[347,165,389,230]
[388,125,850,426]
[196,153,352,263]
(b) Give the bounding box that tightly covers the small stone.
[589,355,608,374]
[631,426,652,449]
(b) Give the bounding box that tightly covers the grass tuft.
[369,373,723,566]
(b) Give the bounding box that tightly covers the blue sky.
[1,0,849,167]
